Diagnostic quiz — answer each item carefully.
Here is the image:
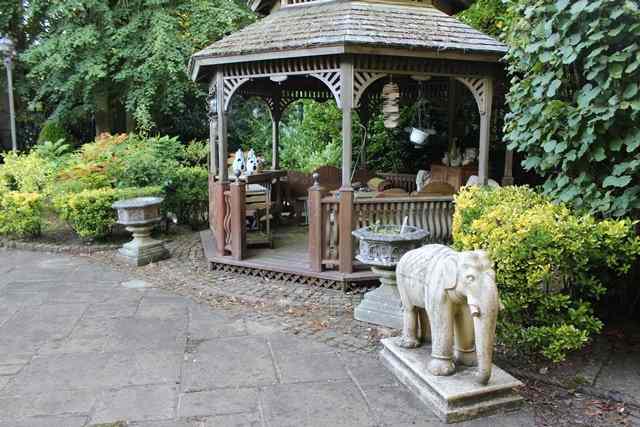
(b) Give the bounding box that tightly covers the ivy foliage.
[504,0,640,218]
[21,0,253,134]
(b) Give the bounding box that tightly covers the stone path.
[0,249,535,426]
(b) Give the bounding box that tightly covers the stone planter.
[353,225,428,329]
[112,197,169,266]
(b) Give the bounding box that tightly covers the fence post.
[338,187,354,274]
[230,177,247,260]
[308,173,325,272]
[213,181,229,256]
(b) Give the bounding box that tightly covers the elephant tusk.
[469,304,481,317]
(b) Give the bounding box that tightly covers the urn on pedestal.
[353,224,428,329]
[112,197,170,266]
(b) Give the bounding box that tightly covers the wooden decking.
[200,226,378,290]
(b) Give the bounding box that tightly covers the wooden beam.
[216,70,228,181]
[338,188,354,274]
[502,149,515,186]
[478,78,493,186]
[341,56,354,188]
[447,78,457,150]
[272,117,280,170]
[308,175,325,273]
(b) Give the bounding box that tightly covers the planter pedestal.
[112,197,169,267]
[355,266,403,329]
[352,225,428,330]
[118,224,169,267]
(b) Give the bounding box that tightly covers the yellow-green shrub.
[54,186,162,239]
[0,151,54,193]
[0,192,43,238]
[453,186,640,362]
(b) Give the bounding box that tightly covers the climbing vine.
[504,0,640,218]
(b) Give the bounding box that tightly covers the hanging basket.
[382,82,400,129]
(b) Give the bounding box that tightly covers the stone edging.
[0,238,120,255]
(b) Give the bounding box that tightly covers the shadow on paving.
[0,248,635,426]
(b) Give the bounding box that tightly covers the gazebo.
[190,0,509,289]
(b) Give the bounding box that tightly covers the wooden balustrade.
[308,193,455,272]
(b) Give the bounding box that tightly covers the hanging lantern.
[382,82,400,129]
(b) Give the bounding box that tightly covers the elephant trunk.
[470,287,499,386]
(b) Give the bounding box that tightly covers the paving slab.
[260,381,376,427]
[182,336,277,391]
[274,351,350,384]
[202,412,263,426]
[188,306,248,340]
[0,389,96,420]
[178,387,259,418]
[0,415,88,427]
[90,384,178,424]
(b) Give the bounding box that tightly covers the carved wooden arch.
[257,94,299,122]
[308,71,342,108]
[223,77,251,111]
[454,77,492,115]
[353,71,387,107]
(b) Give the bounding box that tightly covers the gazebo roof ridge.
[190,0,507,81]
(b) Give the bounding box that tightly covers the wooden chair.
[246,184,272,246]
[411,182,455,197]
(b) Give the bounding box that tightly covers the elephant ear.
[439,255,458,291]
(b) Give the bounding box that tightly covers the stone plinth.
[112,197,169,267]
[380,337,523,423]
[354,266,403,329]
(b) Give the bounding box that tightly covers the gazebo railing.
[308,185,455,273]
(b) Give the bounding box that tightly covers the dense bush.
[37,121,74,146]
[54,186,162,239]
[164,166,209,228]
[453,185,640,361]
[0,151,54,193]
[0,192,43,238]
[504,0,640,218]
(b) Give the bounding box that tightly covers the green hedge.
[164,166,209,228]
[0,192,43,238]
[54,186,162,239]
[453,186,640,361]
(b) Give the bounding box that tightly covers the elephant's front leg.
[454,305,477,367]
[399,306,420,348]
[427,301,456,376]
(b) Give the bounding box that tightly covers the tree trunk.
[95,90,112,136]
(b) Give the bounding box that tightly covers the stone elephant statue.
[396,244,501,385]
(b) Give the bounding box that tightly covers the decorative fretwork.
[309,71,341,107]
[455,77,491,115]
[224,56,340,78]
[353,71,387,107]
[223,77,250,111]
[355,55,499,80]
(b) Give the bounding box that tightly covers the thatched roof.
[192,0,507,65]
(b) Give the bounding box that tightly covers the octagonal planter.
[112,197,169,266]
[353,224,429,329]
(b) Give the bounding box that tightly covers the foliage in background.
[164,166,209,227]
[20,0,253,136]
[0,192,43,238]
[37,121,75,146]
[457,0,512,37]
[53,186,162,239]
[453,186,640,361]
[503,0,640,218]
[0,151,54,194]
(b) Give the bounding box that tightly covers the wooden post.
[308,173,325,272]
[478,78,493,186]
[340,57,354,188]
[213,181,228,256]
[502,149,515,186]
[216,70,228,182]
[338,188,354,274]
[272,116,280,170]
[208,174,216,232]
[447,78,457,149]
[230,178,247,260]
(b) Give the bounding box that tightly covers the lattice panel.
[223,77,250,111]
[309,71,341,107]
[354,71,386,107]
[224,56,340,79]
[455,77,490,115]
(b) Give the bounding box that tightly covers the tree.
[21,0,253,137]
[504,0,640,218]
